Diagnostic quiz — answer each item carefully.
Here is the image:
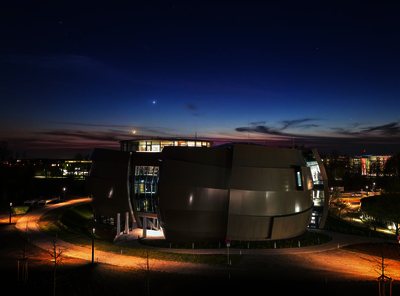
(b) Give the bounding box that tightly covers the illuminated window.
[297,172,302,187]
[139,141,146,151]
[196,142,201,147]
[294,166,303,190]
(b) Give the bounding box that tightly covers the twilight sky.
[1,3,399,158]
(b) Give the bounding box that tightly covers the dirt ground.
[345,243,400,261]
[2,217,400,296]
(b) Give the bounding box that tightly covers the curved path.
[15,198,400,282]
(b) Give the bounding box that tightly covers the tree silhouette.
[47,238,64,296]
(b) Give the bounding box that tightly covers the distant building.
[86,138,329,242]
[352,154,391,176]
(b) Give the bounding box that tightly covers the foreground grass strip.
[139,231,332,250]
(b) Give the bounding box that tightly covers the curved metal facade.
[86,149,134,223]
[87,143,319,242]
[158,144,314,242]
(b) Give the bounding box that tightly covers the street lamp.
[366,186,369,196]
[63,188,66,200]
[9,202,12,224]
[92,228,95,264]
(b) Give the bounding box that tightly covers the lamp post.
[366,186,369,196]
[63,187,66,200]
[92,228,95,264]
[9,202,12,224]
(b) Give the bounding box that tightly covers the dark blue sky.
[1,3,399,158]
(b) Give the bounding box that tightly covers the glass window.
[297,171,302,187]
[152,145,160,152]
[139,141,146,151]
[148,166,154,175]
[188,141,195,147]
[161,141,173,145]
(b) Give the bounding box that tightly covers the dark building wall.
[158,148,231,242]
[86,148,133,220]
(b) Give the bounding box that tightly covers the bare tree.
[375,249,393,296]
[329,188,349,218]
[136,250,155,296]
[47,238,64,296]
[17,229,30,282]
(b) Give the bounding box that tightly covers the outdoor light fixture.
[9,202,12,224]
[92,228,95,264]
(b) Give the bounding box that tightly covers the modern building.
[86,138,329,242]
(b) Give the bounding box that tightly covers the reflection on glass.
[307,161,323,185]
[134,166,159,213]
[312,190,325,207]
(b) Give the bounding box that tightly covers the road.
[13,198,400,290]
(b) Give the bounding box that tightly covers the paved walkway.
[10,198,400,279]
[115,227,396,255]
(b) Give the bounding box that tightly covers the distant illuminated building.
[353,155,391,176]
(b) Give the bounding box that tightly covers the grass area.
[139,230,332,249]
[39,203,98,240]
[326,214,397,240]
[39,203,241,266]
[11,206,30,214]
[58,203,95,237]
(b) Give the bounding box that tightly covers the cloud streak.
[234,119,400,155]
[235,118,321,137]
